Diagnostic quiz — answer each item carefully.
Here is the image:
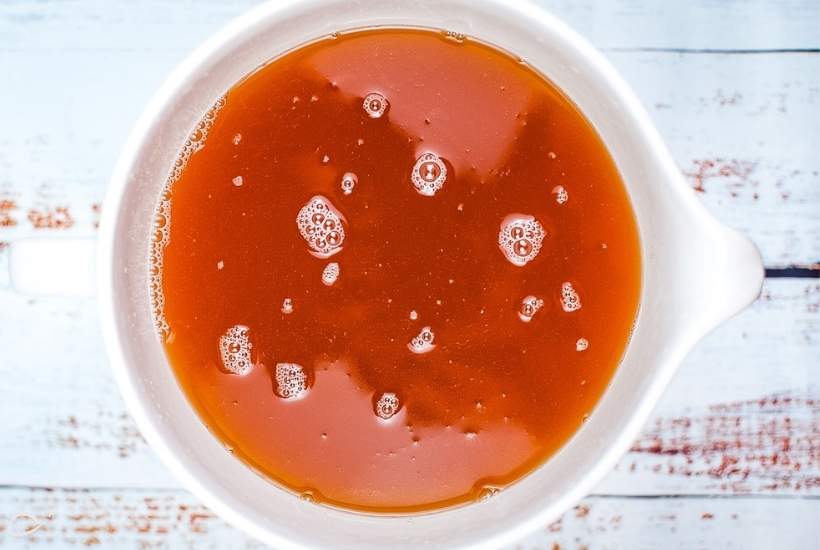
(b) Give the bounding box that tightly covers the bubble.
[340,172,357,195]
[375,392,400,420]
[154,213,167,229]
[408,326,435,354]
[498,214,545,267]
[219,325,253,375]
[363,92,388,118]
[411,152,447,197]
[274,363,308,399]
[477,486,500,501]
[561,282,582,312]
[281,298,294,314]
[217,260,224,270]
[576,337,589,351]
[409,310,418,320]
[518,295,544,323]
[296,195,347,258]
[552,185,568,204]
[322,262,340,286]
[300,491,317,503]
[232,133,242,145]
[232,176,243,187]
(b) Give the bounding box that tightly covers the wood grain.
[0,488,816,549]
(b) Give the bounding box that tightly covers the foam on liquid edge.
[149,96,227,339]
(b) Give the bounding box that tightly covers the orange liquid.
[155,28,641,512]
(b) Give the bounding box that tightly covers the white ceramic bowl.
[95,1,764,548]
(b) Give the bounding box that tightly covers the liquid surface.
[154,29,641,513]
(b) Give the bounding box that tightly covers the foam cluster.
[340,172,357,195]
[498,214,545,267]
[411,153,447,197]
[408,326,436,354]
[375,392,400,419]
[322,262,340,286]
[274,363,308,399]
[561,282,582,312]
[219,324,253,376]
[518,295,544,323]
[296,196,346,258]
[363,92,388,118]
[552,185,568,204]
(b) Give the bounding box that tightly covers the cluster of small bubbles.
[149,95,226,339]
[497,214,545,267]
[149,188,172,337]
[232,176,243,187]
[408,326,435,354]
[363,92,388,119]
[219,325,253,375]
[409,310,418,320]
[477,486,500,501]
[232,133,242,145]
[518,295,544,323]
[321,154,330,164]
[375,392,400,420]
[552,185,568,204]
[281,298,294,314]
[321,262,340,286]
[443,30,466,43]
[561,282,582,312]
[274,363,308,399]
[296,195,346,258]
[576,337,589,351]
[340,172,357,195]
[411,152,447,197]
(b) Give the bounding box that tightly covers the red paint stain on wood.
[27,206,75,229]
[91,203,101,229]
[630,392,820,492]
[683,159,757,195]
[0,199,18,227]
[49,412,147,459]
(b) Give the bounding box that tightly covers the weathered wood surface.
[0,489,816,549]
[1,0,818,50]
[0,0,817,548]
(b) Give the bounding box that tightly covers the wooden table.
[1,1,817,547]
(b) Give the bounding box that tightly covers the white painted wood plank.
[0,51,817,265]
[0,488,815,549]
[0,279,815,494]
[1,0,818,51]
